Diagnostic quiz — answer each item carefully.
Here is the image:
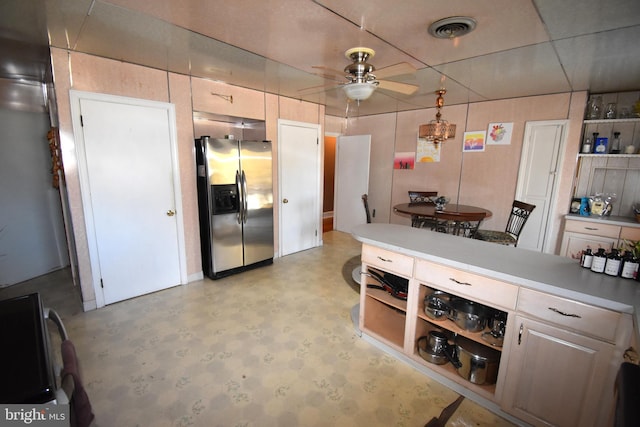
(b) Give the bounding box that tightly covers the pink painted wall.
[51,49,324,309]
[345,92,587,254]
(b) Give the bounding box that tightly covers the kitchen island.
[352,223,638,427]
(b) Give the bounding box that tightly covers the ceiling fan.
[305,47,419,101]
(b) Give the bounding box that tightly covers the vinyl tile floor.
[2,231,517,427]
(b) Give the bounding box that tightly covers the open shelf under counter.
[362,295,406,350]
[363,283,408,312]
[408,342,499,402]
[415,311,504,352]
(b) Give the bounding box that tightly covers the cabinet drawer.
[362,244,413,277]
[415,260,518,310]
[564,220,620,238]
[620,226,640,242]
[517,288,621,342]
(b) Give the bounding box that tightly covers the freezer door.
[240,140,274,265]
[207,138,243,274]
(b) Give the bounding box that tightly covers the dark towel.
[61,340,95,427]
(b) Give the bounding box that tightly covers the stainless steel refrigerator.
[195,136,274,279]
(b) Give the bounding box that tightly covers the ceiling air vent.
[428,17,477,39]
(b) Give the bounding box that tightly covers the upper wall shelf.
[577,153,640,158]
[583,118,640,124]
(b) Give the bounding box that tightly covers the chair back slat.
[504,200,536,239]
[408,191,438,203]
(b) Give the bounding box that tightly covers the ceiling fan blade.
[374,62,416,79]
[312,73,345,83]
[377,80,419,95]
[311,65,345,77]
[298,82,340,95]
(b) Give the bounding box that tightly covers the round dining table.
[393,202,492,222]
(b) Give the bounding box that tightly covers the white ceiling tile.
[1,0,639,114]
[434,43,572,99]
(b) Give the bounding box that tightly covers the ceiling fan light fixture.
[419,89,456,143]
[343,82,378,101]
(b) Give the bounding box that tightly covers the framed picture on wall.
[416,137,441,162]
[394,152,415,169]
[463,131,486,152]
[487,122,513,145]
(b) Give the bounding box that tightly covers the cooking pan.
[444,335,500,385]
[447,298,490,332]
[364,269,408,300]
[423,291,451,321]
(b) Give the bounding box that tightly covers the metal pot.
[448,335,500,385]
[416,333,449,365]
[447,298,489,332]
[423,291,451,321]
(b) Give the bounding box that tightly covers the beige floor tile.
[2,231,517,427]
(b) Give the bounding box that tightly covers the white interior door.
[278,120,321,256]
[334,135,371,232]
[71,91,186,306]
[516,120,567,253]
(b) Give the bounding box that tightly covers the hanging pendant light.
[419,89,456,144]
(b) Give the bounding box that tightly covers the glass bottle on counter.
[581,137,592,154]
[604,249,622,276]
[620,251,639,279]
[590,248,607,273]
[580,248,593,268]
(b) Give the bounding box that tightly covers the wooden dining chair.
[451,212,486,238]
[474,200,535,246]
[362,194,372,224]
[408,190,437,228]
[408,190,438,204]
[433,212,486,238]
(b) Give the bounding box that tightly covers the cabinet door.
[502,316,615,427]
[559,232,616,259]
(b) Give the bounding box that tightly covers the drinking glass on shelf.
[586,96,602,119]
[619,107,630,119]
[605,103,617,119]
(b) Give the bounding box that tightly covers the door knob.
[283,198,288,203]
[166,210,176,216]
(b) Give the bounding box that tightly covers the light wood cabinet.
[409,275,515,403]
[559,217,640,259]
[620,226,640,242]
[357,240,633,427]
[501,315,615,427]
[359,244,412,351]
[560,231,617,259]
[360,251,519,405]
[502,287,628,426]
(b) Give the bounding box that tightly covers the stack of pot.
[418,292,502,385]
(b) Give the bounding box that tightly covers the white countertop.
[565,213,640,227]
[352,224,640,324]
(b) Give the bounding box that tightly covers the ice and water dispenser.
[211,184,239,215]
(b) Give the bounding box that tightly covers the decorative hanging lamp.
[419,89,456,143]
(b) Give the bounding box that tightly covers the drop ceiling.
[2,0,640,116]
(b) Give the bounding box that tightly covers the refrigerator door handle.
[236,170,242,224]
[241,170,248,224]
